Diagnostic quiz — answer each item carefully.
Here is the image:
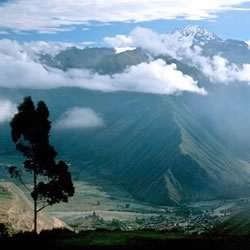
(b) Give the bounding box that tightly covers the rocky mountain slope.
[0,182,66,233]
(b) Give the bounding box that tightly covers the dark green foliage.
[0,224,9,238]
[9,97,74,233]
[35,161,74,205]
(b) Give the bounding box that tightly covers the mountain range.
[1,26,250,205]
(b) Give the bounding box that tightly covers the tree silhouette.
[9,97,74,233]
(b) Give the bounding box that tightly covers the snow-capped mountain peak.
[182,26,216,38]
[173,26,219,45]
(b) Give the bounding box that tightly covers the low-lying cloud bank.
[0,99,17,124]
[54,107,104,129]
[0,39,205,95]
[198,55,250,83]
[105,27,250,84]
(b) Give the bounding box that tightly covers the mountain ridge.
[1,87,250,205]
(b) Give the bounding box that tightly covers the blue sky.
[0,0,249,44]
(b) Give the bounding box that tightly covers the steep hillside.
[0,182,66,234]
[173,99,250,199]
[1,87,250,205]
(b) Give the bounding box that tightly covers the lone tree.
[9,97,74,233]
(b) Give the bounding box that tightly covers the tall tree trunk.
[33,173,38,234]
[34,198,37,234]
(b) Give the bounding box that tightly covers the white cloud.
[0,1,249,32]
[246,41,250,48]
[0,30,9,35]
[0,99,17,124]
[0,39,77,60]
[0,40,70,89]
[194,55,250,83]
[79,41,97,46]
[102,60,207,95]
[54,107,104,129]
[0,39,206,95]
[37,26,76,34]
[115,47,136,54]
[105,27,250,84]
[105,35,134,48]
[104,26,208,60]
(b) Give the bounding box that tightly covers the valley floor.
[2,180,250,234]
